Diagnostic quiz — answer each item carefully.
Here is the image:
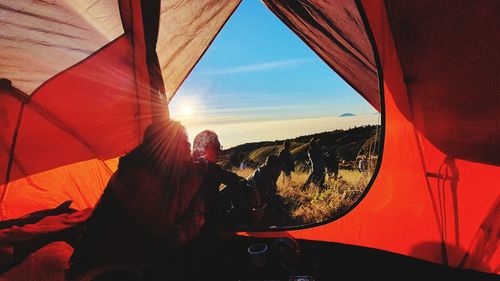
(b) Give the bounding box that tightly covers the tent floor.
[174,235,498,281]
[1,234,496,280]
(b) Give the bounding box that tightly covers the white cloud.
[183,114,380,148]
[201,58,311,75]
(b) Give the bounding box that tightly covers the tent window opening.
[169,0,382,230]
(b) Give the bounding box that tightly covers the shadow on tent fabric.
[0,208,91,274]
[460,195,500,274]
[0,200,76,230]
[410,242,481,271]
[421,155,461,266]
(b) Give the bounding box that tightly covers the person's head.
[139,121,199,233]
[283,140,290,149]
[192,130,222,163]
[264,154,282,179]
[142,120,191,165]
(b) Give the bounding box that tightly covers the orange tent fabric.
[250,0,499,274]
[0,0,498,275]
[0,0,239,218]
[262,0,380,110]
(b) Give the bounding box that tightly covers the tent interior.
[0,0,498,280]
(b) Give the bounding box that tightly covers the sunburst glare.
[180,105,194,116]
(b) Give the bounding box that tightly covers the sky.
[169,1,379,148]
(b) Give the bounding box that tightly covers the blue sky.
[170,1,379,147]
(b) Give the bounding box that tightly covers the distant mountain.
[339,112,356,117]
[219,125,381,169]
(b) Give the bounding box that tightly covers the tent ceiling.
[385,0,500,165]
[262,0,380,110]
[0,0,123,95]
[157,0,240,100]
[0,0,241,101]
[0,0,242,186]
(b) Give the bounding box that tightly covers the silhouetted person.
[325,146,339,180]
[302,138,326,190]
[68,121,205,280]
[186,130,259,280]
[278,140,295,183]
[192,130,259,229]
[247,154,287,227]
[358,155,368,172]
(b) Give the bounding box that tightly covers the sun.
[180,105,194,116]
[169,95,200,121]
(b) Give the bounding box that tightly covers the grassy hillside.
[233,167,372,226]
[220,125,381,169]
[219,125,380,227]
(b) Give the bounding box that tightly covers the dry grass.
[234,168,373,226]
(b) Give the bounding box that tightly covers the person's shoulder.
[202,161,231,177]
[193,157,211,167]
[191,157,211,173]
[246,167,260,180]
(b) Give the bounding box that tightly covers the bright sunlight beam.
[180,105,194,116]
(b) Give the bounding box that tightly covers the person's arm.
[213,164,261,209]
[164,193,205,249]
[211,163,244,187]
